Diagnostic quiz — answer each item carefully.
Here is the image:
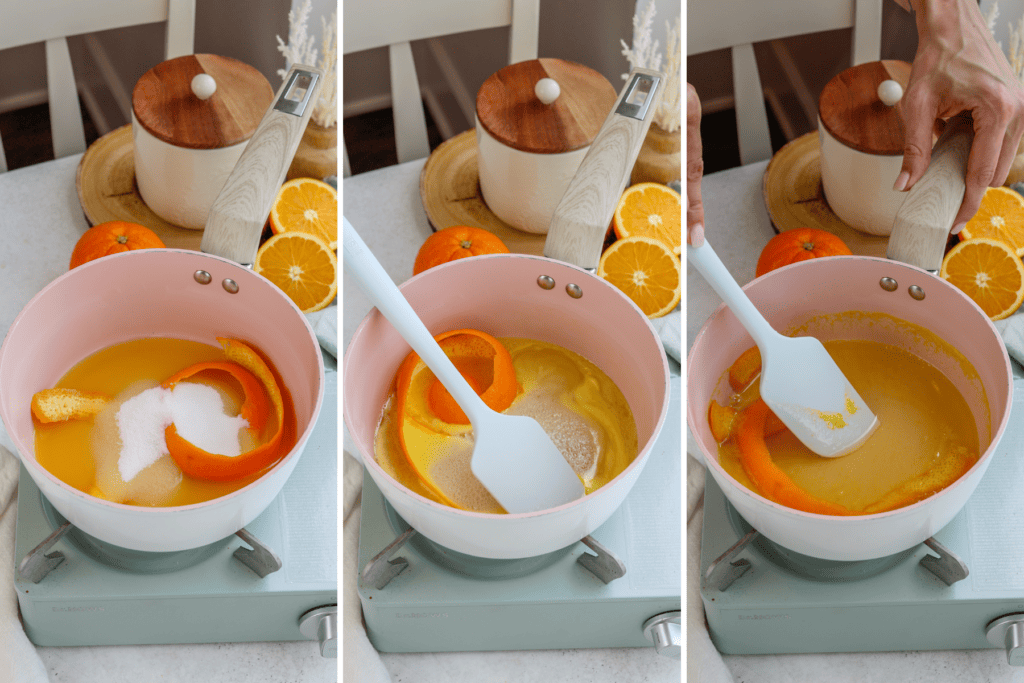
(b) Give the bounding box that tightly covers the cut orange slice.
[940,237,1024,320]
[269,177,338,249]
[612,182,682,255]
[597,235,681,318]
[959,186,1024,256]
[254,232,337,313]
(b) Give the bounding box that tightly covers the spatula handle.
[886,115,973,272]
[687,240,781,349]
[544,68,664,270]
[342,218,488,423]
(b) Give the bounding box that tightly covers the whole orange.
[755,228,852,278]
[413,225,509,275]
[69,221,165,269]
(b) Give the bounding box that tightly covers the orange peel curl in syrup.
[394,329,519,506]
[162,338,287,482]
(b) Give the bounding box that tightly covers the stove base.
[359,472,679,653]
[357,373,683,654]
[700,475,1016,657]
[14,361,339,649]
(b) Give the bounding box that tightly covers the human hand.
[687,83,705,247]
[897,0,1024,234]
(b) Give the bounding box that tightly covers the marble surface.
[0,156,336,682]
[343,158,681,681]
[689,160,1024,682]
[36,641,335,682]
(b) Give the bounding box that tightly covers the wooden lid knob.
[476,58,617,154]
[133,54,275,149]
[819,60,911,156]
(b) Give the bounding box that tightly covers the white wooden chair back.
[0,0,195,172]
[342,0,539,174]
[688,0,882,165]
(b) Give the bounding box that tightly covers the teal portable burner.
[700,381,1024,665]
[357,373,682,656]
[13,364,338,656]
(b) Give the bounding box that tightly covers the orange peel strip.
[736,399,853,516]
[161,361,270,433]
[394,329,519,505]
[420,329,518,424]
[163,338,286,482]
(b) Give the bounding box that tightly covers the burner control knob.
[642,611,681,657]
[299,605,338,658]
[986,614,1024,666]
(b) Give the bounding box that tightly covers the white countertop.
[0,155,335,682]
[342,158,682,682]
[688,160,1024,682]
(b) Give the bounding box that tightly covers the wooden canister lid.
[476,58,617,154]
[818,60,911,156]
[132,54,274,149]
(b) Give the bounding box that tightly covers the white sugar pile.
[116,382,249,482]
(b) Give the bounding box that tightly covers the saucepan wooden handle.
[201,64,324,265]
[544,67,664,270]
[886,114,973,272]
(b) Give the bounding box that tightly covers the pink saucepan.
[344,69,673,559]
[0,66,326,552]
[688,117,1014,561]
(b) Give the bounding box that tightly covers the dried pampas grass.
[620,0,681,133]
[277,0,337,128]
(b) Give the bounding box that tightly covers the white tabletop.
[342,158,682,681]
[687,161,1024,682]
[0,155,335,682]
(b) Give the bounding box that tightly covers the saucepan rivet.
[194,270,212,285]
[908,285,926,301]
[566,283,583,299]
[222,278,239,294]
[537,275,555,290]
[879,277,898,292]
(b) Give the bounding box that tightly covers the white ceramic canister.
[132,54,274,230]
[818,60,912,236]
[475,58,616,234]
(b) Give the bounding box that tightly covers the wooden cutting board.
[76,125,203,251]
[763,131,890,259]
[419,130,546,256]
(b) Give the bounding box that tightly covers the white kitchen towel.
[652,306,681,363]
[307,304,338,360]
[687,452,735,683]
[0,442,49,683]
[995,310,1024,367]
[342,450,393,683]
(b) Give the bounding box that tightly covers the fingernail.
[951,222,966,235]
[893,171,910,192]
[690,224,705,247]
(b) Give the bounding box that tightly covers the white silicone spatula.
[688,239,879,457]
[343,218,585,512]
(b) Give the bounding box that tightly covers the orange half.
[940,237,1024,320]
